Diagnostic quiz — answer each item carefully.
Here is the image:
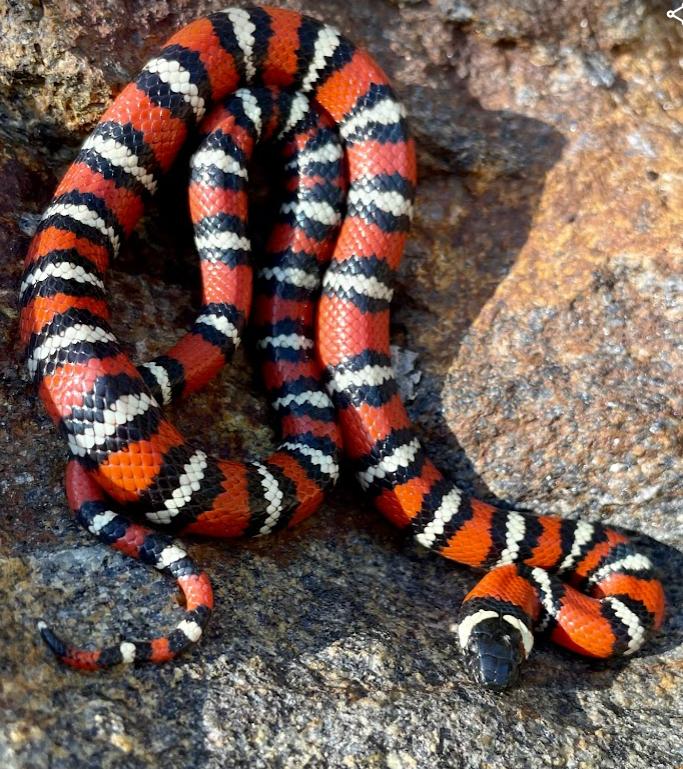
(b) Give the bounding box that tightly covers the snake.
[24,82,345,668]
[19,5,665,689]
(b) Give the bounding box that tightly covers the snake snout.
[462,616,527,691]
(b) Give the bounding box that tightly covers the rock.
[1,1,681,768]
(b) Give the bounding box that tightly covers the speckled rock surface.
[1,1,682,768]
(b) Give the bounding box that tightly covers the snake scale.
[19,5,665,689]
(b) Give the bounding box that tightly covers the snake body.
[20,6,665,688]
[33,84,345,669]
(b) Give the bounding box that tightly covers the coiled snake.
[19,6,665,689]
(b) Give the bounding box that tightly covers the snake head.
[459,614,529,691]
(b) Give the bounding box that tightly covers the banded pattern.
[21,6,664,686]
[30,84,345,668]
[40,460,214,669]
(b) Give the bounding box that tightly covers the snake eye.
[461,616,527,691]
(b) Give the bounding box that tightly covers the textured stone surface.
[1,1,682,768]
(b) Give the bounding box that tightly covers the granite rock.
[0,1,681,768]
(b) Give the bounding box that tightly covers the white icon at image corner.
[667,4,683,24]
